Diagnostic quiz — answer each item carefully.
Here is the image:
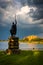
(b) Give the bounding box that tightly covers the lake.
[0,42,43,50]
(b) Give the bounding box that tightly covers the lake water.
[0,42,43,50]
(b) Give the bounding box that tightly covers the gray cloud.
[19,0,43,6]
[0,0,43,38]
[29,8,43,20]
[0,0,43,26]
[19,0,43,22]
[0,0,11,9]
[32,0,43,5]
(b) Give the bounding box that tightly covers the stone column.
[6,36,20,54]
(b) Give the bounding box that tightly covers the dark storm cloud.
[0,2,8,9]
[18,0,43,23]
[39,21,43,24]
[32,0,43,5]
[0,8,4,23]
[0,0,43,25]
[0,0,10,9]
[0,0,11,26]
[29,8,43,20]
[17,24,43,38]
[19,0,43,6]
[0,0,43,39]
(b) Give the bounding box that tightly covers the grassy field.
[0,51,43,65]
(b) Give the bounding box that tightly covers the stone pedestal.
[6,36,20,54]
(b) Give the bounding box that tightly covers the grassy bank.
[0,51,43,65]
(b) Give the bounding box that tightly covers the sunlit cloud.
[0,0,43,26]
[16,6,30,15]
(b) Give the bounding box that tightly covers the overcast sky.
[0,0,43,39]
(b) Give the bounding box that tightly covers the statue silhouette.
[10,16,17,36]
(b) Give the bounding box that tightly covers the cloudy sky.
[0,0,43,40]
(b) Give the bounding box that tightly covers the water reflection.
[0,42,8,50]
[0,42,43,50]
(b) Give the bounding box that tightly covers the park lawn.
[0,50,43,65]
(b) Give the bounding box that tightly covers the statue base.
[6,36,20,55]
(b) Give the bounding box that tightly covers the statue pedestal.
[6,36,20,54]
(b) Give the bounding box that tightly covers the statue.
[6,15,20,54]
[10,15,17,36]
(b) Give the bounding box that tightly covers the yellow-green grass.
[0,51,43,65]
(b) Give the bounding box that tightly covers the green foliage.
[31,38,40,41]
[19,37,43,43]
[19,39,26,42]
[0,51,43,65]
[31,38,43,42]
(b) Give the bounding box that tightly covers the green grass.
[0,51,43,65]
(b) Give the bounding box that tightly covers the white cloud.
[16,5,37,15]
[2,4,43,26]
[16,6,30,15]
[16,5,38,24]
[0,0,43,27]
[3,5,15,19]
